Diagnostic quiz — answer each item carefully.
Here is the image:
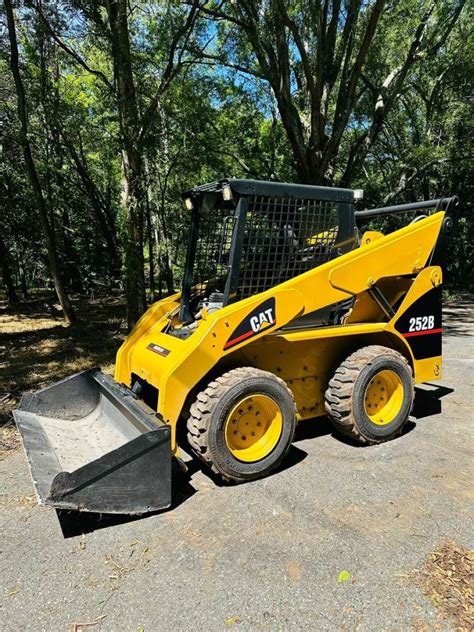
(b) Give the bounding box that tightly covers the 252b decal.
[408,315,435,333]
[394,287,442,359]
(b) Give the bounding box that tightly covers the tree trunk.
[0,236,19,305]
[104,0,146,328]
[61,210,84,293]
[18,252,28,298]
[145,191,155,302]
[63,135,122,279]
[5,0,75,324]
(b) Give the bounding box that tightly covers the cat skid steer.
[14,180,458,514]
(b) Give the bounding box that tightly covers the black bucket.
[13,370,171,514]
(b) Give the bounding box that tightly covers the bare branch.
[188,52,265,78]
[340,1,441,185]
[139,0,201,142]
[276,0,316,99]
[34,4,113,89]
[183,1,249,28]
[383,158,451,204]
[326,0,386,168]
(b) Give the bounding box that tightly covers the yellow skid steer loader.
[14,180,459,513]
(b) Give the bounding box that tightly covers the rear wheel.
[325,345,414,444]
[187,367,296,482]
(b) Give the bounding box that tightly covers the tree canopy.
[1,0,472,325]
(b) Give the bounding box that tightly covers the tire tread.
[325,345,413,444]
[187,367,295,481]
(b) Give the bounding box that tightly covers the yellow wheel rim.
[224,394,283,462]
[364,370,404,426]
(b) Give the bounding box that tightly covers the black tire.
[187,367,297,482]
[325,345,414,444]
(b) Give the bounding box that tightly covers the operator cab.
[174,179,358,332]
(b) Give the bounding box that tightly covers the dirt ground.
[0,293,125,452]
[0,295,473,631]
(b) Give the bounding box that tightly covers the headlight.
[222,184,233,201]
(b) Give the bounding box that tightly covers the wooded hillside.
[1,1,472,327]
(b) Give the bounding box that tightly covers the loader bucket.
[13,369,171,514]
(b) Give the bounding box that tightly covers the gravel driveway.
[1,303,473,631]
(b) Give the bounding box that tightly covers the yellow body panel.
[240,326,389,420]
[328,212,443,294]
[115,212,445,453]
[360,230,384,246]
[385,265,443,383]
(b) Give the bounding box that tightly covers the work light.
[222,184,233,201]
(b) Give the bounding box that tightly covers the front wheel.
[187,367,297,482]
[325,345,414,444]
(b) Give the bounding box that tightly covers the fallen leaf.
[337,570,351,583]
[225,614,241,625]
[7,585,20,597]
[77,536,86,551]
[287,561,301,581]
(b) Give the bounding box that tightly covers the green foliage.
[1,0,472,305]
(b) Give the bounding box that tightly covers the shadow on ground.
[56,461,197,538]
[443,298,474,337]
[54,383,453,537]
[412,383,454,418]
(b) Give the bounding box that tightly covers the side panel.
[115,294,180,384]
[386,266,443,382]
[241,324,400,421]
[393,286,442,360]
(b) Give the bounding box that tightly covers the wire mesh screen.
[191,206,235,300]
[237,196,340,299]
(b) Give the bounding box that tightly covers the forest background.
[1,0,472,328]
